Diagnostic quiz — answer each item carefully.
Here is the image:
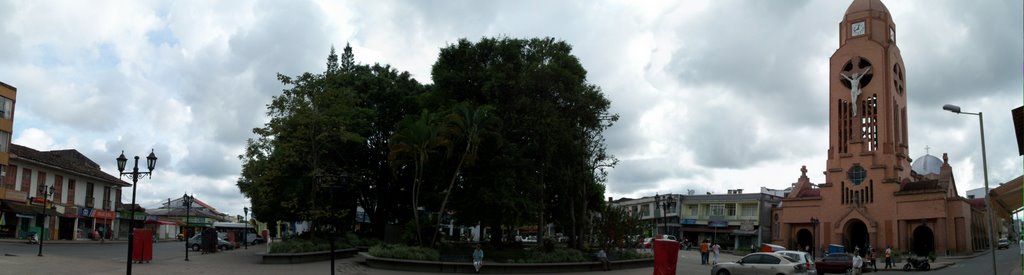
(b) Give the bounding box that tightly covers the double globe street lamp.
[36,184,55,257]
[243,207,249,250]
[117,150,157,275]
[182,194,194,261]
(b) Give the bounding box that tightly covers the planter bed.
[259,248,359,264]
[360,252,653,273]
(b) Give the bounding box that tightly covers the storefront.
[93,210,116,240]
[0,200,36,239]
[58,205,77,240]
[77,208,95,240]
[117,211,146,239]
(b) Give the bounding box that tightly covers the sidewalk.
[0,238,179,244]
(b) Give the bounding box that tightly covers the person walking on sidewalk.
[711,242,721,265]
[699,239,710,265]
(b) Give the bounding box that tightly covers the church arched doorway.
[796,229,813,252]
[844,219,869,254]
[912,225,935,256]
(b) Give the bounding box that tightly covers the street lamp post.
[243,207,248,250]
[117,150,157,275]
[654,193,660,238]
[810,217,820,258]
[183,194,193,261]
[37,184,55,257]
[942,104,996,274]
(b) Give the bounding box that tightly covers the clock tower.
[826,0,910,198]
[775,0,984,256]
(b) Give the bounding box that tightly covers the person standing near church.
[852,250,864,275]
[884,246,892,269]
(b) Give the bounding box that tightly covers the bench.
[439,254,473,263]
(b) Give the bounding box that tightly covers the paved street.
[0,240,1018,274]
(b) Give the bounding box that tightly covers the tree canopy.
[238,38,618,249]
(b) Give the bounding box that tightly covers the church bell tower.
[825,0,911,203]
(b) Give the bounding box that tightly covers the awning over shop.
[1,200,58,216]
[730,229,758,236]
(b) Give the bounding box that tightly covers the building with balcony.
[610,193,683,240]
[678,190,781,251]
[0,144,128,241]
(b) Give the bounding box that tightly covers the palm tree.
[389,110,443,246]
[431,103,498,246]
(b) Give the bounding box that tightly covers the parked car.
[775,250,817,275]
[187,234,234,251]
[814,253,872,274]
[711,252,807,275]
[997,238,1010,249]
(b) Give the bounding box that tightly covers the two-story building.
[610,193,683,240]
[678,189,781,251]
[0,144,129,240]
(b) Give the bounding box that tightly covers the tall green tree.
[389,110,444,246]
[432,37,617,248]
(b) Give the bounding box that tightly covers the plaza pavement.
[0,240,999,275]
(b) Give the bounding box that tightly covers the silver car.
[711,252,807,275]
[187,234,234,251]
[775,250,817,275]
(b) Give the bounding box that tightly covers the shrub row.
[369,244,440,261]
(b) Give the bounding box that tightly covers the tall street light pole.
[243,207,248,250]
[183,194,193,261]
[942,104,996,274]
[810,217,820,258]
[37,184,54,256]
[654,193,660,238]
[117,150,157,275]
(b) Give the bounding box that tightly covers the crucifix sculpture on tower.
[841,66,871,116]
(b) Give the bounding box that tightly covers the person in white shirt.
[852,252,863,275]
[711,243,721,265]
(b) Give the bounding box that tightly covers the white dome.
[911,154,942,176]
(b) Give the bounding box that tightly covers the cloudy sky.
[0,0,1021,217]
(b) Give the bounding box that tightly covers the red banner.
[93,210,116,220]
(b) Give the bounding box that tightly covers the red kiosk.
[653,239,680,275]
[132,229,153,263]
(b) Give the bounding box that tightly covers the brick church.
[771,0,991,257]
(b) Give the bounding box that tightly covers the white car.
[775,250,817,275]
[711,252,807,275]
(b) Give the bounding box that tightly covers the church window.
[869,180,874,203]
[861,94,879,151]
[841,181,847,204]
[893,100,900,145]
[901,108,908,146]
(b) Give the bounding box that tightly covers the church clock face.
[847,165,867,185]
[851,21,866,36]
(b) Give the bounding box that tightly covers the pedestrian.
[711,242,720,265]
[699,239,710,265]
[472,244,484,273]
[852,250,863,275]
[869,247,877,271]
[596,248,611,271]
[884,246,892,269]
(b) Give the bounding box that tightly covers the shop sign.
[708,216,729,228]
[682,219,697,225]
[94,210,116,220]
[79,207,94,217]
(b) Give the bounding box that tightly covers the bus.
[212,222,262,245]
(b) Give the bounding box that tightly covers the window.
[688,205,697,216]
[0,96,12,120]
[0,131,9,153]
[742,204,757,217]
[640,205,650,217]
[725,204,736,216]
[710,204,725,216]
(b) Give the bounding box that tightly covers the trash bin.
[132,229,153,263]
[653,239,680,275]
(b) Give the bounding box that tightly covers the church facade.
[771,0,990,257]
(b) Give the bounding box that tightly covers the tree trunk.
[431,142,470,247]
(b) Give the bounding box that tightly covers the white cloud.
[1,0,1020,214]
